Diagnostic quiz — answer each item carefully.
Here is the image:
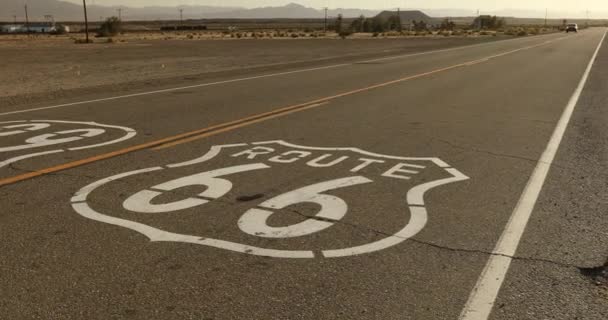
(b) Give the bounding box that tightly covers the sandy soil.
[0,32,506,107]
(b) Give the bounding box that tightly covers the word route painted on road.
[72,140,469,258]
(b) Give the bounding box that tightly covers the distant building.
[27,22,57,33]
[474,15,493,29]
[0,24,23,33]
[0,22,57,33]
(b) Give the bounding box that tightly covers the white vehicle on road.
[566,23,579,33]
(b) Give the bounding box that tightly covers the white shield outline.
[0,120,137,169]
[71,140,469,259]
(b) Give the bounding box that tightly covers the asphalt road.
[1,29,607,320]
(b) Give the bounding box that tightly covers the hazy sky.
[72,1,608,12]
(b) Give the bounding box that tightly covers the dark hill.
[375,10,438,24]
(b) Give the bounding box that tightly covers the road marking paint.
[0,66,347,117]
[152,102,328,150]
[0,150,64,168]
[0,33,564,117]
[0,36,568,187]
[153,37,567,150]
[238,176,373,239]
[0,123,51,136]
[459,29,607,320]
[71,141,469,258]
[30,120,137,151]
[0,120,136,171]
[254,140,450,167]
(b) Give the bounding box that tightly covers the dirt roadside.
[0,34,506,108]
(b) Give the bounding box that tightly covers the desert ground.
[0,31,527,107]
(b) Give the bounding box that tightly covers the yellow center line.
[0,36,567,188]
[153,102,328,150]
[152,36,567,149]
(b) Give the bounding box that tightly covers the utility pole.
[117,8,122,20]
[324,7,328,32]
[82,0,89,42]
[24,5,30,34]
[544,8,548,27]
[179,8,184,26]
[396,7,402,31]
[13,15,17,24]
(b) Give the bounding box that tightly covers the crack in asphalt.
[431,137,580,172]
[4,159,600,273]
[283,207,594,270]
[433,137,541,164]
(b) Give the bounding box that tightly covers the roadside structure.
[474,15,493,29]
[0,22,57,33]
[0,24,22,33]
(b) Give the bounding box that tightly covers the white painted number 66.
[123,164,373,238]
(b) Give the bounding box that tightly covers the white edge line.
[459,29,607,320]
[0,65,349,117]
[0,33,563,117]
[360,33,534,63]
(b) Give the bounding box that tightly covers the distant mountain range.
[1,0,603,22]
[1,1,380,22]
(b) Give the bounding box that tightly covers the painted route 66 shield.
[71,140,469,258]
[0,120,136,169]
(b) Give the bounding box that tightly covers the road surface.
[1,29,607,319]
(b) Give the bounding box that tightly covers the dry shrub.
[74,38,93,44]
[97,17,122,37]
